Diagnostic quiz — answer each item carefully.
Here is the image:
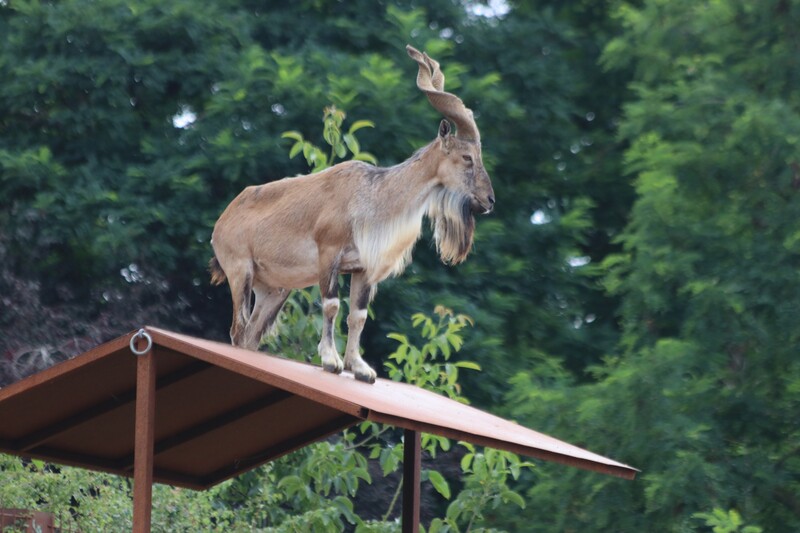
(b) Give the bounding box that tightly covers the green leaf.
[387,332,409,344]
[353,152,377,164]
[343,133,360,155]
[448,334,464,352]
[454,361,481,371]
[348,120,375,134]
[332,496,357,524]
[428,518,445,533]
[427,469,451,499]
[323,127,336,147]
[334,140,347,159]
[380,447,400,476]
[501,490,526,509]
[281,130,304,142]
[289,141,304,159]
[412,313,427,327]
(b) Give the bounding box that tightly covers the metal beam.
[118,389,294,471]
[200,413,358,487]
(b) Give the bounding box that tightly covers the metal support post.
[132,330,155,533]
[402,428,421,533]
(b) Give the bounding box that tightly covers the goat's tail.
[209,256,227,285]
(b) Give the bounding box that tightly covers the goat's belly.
[252,239,320,289]
[255,263,318,289]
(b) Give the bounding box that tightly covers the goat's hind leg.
[242,286,289,350]
[344,272,377,383]
[226,262,254,347]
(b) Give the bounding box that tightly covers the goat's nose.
[483,195,496,214]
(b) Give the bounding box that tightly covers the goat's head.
[407,45,495,264]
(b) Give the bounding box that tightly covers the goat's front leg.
[318,250,344,374]
[344,272,377,383]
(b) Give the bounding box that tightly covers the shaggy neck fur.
[426,187,475,265]
[353,141,475,284]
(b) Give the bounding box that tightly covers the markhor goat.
[209,45,495,383]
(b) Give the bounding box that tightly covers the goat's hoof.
[354,370,377,384]
[323,362,344,375]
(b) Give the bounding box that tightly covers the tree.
[0,0,254,363]
[501,0,800,530]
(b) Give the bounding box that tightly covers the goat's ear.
[438,119,452,139]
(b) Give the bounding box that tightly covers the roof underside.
[0,327,637,489]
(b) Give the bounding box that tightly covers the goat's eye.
[462,155,473,164]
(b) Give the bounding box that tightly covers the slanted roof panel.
[150,328,637,479]
[0,326,637,489]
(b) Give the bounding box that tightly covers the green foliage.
[259,286,333,363]
[498,1,800,531]
[282,105,377,172]
[341,307,532,532]
[428,444,533,533]
[0,0,249,296]
[693,508,763,533]
[385,306,477,399]
[0,454,241,531]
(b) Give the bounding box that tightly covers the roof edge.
[369,412,639,480]
[0,333,131,401]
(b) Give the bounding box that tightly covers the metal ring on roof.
[129,328,153,356]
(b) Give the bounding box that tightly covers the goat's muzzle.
[471,194,495,215]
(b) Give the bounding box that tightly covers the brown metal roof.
[0,327,637,489]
